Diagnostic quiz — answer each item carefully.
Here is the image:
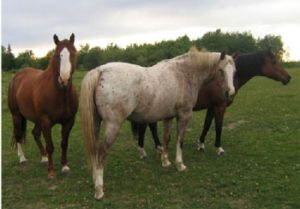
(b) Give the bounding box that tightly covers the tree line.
[1,29,288,71]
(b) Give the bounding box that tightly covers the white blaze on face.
[59,47,71,85]
[223,57,236,97]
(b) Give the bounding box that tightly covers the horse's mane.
[188,47,220,70]
[152,47,221,71]
[235,51,268,76]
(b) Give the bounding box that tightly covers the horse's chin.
[58,82,70,89]
[281,76,291,85]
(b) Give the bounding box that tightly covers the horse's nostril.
[58,76,70,87]
[224,90,229,99]
[283,76,291,85]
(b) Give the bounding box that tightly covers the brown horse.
[8,34,78,179]
[133,50,291,157]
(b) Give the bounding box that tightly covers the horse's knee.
[14,132,23,141]
[46,144,54,155]
[32,126,41,139]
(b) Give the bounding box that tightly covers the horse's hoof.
[218,151,225,156]
[19,156,27,164]
[48,173,55,180]
[20,158,27,165]
[162,160,172,168]
[161,153,171,167]
[176,163,187,172]
[217,147,225,156]
[197,143,205,152]
[47,169,56,180]
[138,147,147,159]
[198,147,205,152]
[41,156,48,164]
[61,165,70,174]
[94,186,104,200]
[156,146,164,153]
[140,155,147,160]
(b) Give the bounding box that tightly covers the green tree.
[194,29,258,54]
[14,50,36,69]
[257,35,284,61]
[5,30,287,71]
[83,46,102,69]
[35,49,54,69]
[2,45,15,70]
[102,43,124,64]
[77,44,90,69]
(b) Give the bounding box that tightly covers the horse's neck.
[43,62,67,92]
[234,58,263,91]
[234,74,254,90]
[43,66,57,83]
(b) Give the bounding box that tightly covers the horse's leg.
[41,117,55,179]
[12,113,27,163]
[137,123,148,159]
[161,119,172,168]
[60,118,75,174]
[131,121,139,140]
[198,108,214,151]
[175,112,191,172]
[93,121,121,200]
[32,125,48,163]
[149,122,163,152]
[214,106,226,155]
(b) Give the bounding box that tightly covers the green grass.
[2,68,300,209]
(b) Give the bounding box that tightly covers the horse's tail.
[80,69,102,166]
[7,75,26,149]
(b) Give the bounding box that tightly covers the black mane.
[235,51,267,77]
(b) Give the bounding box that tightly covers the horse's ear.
[53,34,60,45]
[70,33,75,44]
[232,51,240,61]
[220,51,226,60]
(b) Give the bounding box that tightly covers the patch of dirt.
[225,119,247,130]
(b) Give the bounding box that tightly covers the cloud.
[2,0,300,60]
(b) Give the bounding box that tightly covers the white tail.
[79,69,102,165]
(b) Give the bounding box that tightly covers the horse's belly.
[128,103,176,123]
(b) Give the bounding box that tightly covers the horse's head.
[215,52,236,99]
[260,50,291,85]
[53,33,77,87]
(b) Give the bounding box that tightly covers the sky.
[2,0,300,61]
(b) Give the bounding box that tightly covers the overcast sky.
[2,0,300,60]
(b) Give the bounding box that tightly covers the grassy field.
[2,68,300,209]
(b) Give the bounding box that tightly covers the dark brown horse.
[8,34,78,179]
[132,50,291,157]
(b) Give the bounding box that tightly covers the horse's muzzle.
[282,75,291,85]
[58,76,70,87]
[225,89,235,100]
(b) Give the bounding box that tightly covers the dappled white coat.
[79,48,236,200]
[94,53,219,124]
